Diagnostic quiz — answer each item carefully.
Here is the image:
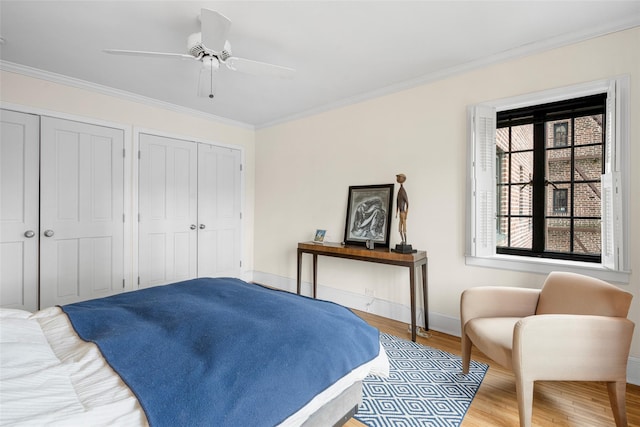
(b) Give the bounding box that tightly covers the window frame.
[495,94,606,263]
[465,77,630,283]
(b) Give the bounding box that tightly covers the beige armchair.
[461,271,634,427]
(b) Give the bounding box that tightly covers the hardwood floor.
[346,310,640,427]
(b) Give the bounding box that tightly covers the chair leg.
[607,381,628,427]
[515,376,534,427]
[461,333,472,374]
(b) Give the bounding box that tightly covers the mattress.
[0,305,388,426]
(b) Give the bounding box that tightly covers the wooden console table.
[297,242,428,342]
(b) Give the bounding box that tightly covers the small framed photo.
[313,229,326,243]
[343,184,394,248]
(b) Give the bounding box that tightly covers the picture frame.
[313,229,326,243]
[343,184,394,248]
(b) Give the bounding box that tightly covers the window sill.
[465,254,631,284]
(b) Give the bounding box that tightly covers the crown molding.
[0,60,254,131]
[2,14,638,132]
[256,17,640,129]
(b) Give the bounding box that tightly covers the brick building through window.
[495,94,605,262]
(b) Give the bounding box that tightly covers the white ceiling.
[1,1,639,128]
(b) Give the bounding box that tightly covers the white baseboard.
[251,271,460,337]
[250,271,640,385]
[628,357,640,386]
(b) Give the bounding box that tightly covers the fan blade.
[103,49,196,60]
[197,60,218,99]
[224,57,295,78]
[200,9,231,52]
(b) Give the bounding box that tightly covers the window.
[466,77,630,282]
[552,189,567,214]
[553,122,568,147]
[495,94,605,263]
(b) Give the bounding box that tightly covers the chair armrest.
[513,314,635,382]
[460,286,541,327]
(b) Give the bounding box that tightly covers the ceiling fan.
[104,9,295,99]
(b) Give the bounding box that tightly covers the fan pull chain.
[209,58,214,99]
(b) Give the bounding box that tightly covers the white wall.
[253,28,640,372]
[0,70,257,282]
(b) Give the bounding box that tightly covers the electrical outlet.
[365,288,375,297]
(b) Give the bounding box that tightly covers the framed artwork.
[313,229,326,243]
[343,184,394,248]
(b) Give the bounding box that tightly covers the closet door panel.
[146,233,166,283]
[54,239,80,298]
[138,133,197,288]
[39,117,124,308]
[0,110,39,311]
[197,144,241,278]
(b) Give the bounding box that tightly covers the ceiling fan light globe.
[202,57,220,69]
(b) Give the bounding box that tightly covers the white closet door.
[0,110,39,311]
[39,117,125,308]
[138,133,197,288]
[197,144,241,278]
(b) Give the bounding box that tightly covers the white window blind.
[469,105,496,257]
[601,78,626,271]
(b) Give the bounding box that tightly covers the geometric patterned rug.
[355,333,489,427]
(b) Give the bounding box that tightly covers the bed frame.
[302,381,362,427]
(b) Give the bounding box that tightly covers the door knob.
[24,230,35,238]
[44,229,55,237]
[199,224,206,229]
[190,224,197,230]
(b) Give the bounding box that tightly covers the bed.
[0,277,389,426]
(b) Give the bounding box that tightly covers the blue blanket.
[61,278,380,426]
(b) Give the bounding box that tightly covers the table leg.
[410,265,416,342]
[312,254,318,299]
[297,249,302,295]
[422,261,428,332]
